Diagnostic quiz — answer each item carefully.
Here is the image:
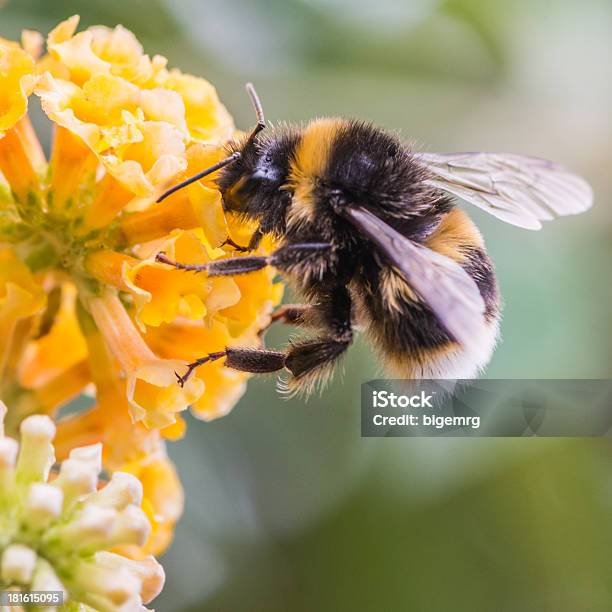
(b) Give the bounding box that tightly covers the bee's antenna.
[245,82,266,142]
[156,83,264,203]
[156,152,241,203]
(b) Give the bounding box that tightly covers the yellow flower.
[155,70,235,143]
[46,15,167,87]
[86,229,242,329]
[0,19,282,437]
[87,291,204,429]
[0,14,288,587]
[18,283,87,391]
[118,143,230,245]
[0,402,165,610]
[145,257,282,422]
[0,250,46,387]
[36,72,188,197]
[0,41,37,136]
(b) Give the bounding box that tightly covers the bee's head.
[156,84,297,227]
[216,133,296,217]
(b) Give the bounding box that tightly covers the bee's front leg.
[156,242,331,277]
[220,236,250,253]
[221,227,265,252]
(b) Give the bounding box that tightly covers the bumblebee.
[156,84,593,394]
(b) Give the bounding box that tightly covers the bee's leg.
[281,285,353,393]
[156,242,331,277]
[221,228,264,253]
[270,304,312,326]
[175,287,352,390]
[220,236,249,253]
[175,347,287,387]
[258,304,314,337]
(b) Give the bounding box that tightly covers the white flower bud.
[24,482,63,527]
[91,471,143,509]
[0,404,164,608]
[31,557,66,595]
[16,415,56,483]
[69,443,103,473]
[97,553,165,605]
[0,436,18,495]
[54,457,99,508]
[0,437,19,472]
[19,414,56,440]
[53,504,117,551]
[108,505,151,547]
[74,562,142,608]
[1,544,37,584]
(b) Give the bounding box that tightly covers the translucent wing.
[341,206,485,346]
[419,152,593,230]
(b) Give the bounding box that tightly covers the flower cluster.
[0,14,283,589]
[0,402,164,610]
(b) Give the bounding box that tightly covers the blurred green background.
[2,0,611,610]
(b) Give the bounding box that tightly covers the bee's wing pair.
[419,152,593,230]
[343,153,593,345]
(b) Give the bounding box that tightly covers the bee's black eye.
[253,150,282,182]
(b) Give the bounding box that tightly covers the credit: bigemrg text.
[372,414,481,429]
